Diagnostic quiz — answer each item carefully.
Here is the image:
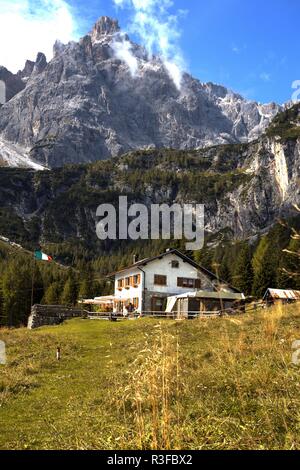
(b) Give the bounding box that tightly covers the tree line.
[0,252,110,327]
[195,220,300,298]
[0,218,299,327]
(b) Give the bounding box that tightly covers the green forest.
[0,216,299,327]
[1,104,299,327]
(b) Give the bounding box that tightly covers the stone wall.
[27,304,88,329]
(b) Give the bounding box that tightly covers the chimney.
[133,254,138,264]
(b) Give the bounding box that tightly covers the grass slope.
[1,304,300,450]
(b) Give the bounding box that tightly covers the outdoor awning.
[165,290,245,313]
[79,296,115,305]
[193,290,245,301]
[170,291,245,301]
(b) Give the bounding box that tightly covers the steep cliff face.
[0,16,281,169]
[0,137,46,169]
[0,66,25,104]
[0,116,298,253]
[0,52,48,105]
[205,136,300,237]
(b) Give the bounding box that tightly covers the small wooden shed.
[263,289,300,306]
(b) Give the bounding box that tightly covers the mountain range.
[0,15,299,260]
[0,16,282,170]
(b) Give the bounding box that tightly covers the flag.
[34,250,52,262]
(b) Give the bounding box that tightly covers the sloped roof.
[107,249,241,293]
[263,289,300,300]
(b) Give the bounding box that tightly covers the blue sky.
[0,0,299,104]
[72,0,299,104]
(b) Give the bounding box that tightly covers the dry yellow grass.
[1,303,300,450]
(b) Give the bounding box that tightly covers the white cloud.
[260,72,271,82]
[231,43,247,55]
[164,60,182,90]
[0,0,77,73]
[111,33,138,76]
[113,0,187,89]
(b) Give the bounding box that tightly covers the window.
[154,274,167,286]
[177,278,201,289]
[171,260,179,268]
[133,298,139,309]
[115,300,125,312]
[119,275,141,289]
[133,274,141,286]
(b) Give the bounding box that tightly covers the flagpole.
[31,253,35,308]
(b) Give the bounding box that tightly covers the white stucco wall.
[143,253,205,295]
[113,253,218,313]
[114,267,144,312]
[114,253,231,312]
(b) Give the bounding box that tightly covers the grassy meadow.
[1,304,300,450]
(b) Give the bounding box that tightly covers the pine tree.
[279,237,300,289]
[252,240,278,298]
[218,252,232,283]
[1,258,32,326]
[78,266,97,300]
[194,246,213,271]
[78,278,91,300]
[0,280,4,326]
[43,281,62,305]
[32,263,44,306]
[60,272,78,306]
[233,243,253,295]
[252,236,269,275]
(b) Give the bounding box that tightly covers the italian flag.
[34,250,53,262]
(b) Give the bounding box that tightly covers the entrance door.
[151,296,165,313]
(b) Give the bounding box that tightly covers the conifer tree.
[0,280,4,326]
[60,271,78,306]
[233,243,253,295]
[252,239,278,298]
[279,237,300,289]
[194,246,213,271]
[218,253,232,283]
[43,281,62,305]
[2,258,32,326]
[78,266,97,300]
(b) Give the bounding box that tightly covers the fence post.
[56,347,61,361]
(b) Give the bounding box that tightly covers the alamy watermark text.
[96,197,204,251]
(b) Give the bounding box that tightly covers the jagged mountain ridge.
[0,16,281,169]
[0,51,48,103]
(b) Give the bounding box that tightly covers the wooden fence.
[86,306,252,321]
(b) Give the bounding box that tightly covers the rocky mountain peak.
[0,66,25,102]
[19,59,35,78]
[17,52,47,81]
[90,16,120,42]
[0,16,284,170]
[32,52,47,75]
